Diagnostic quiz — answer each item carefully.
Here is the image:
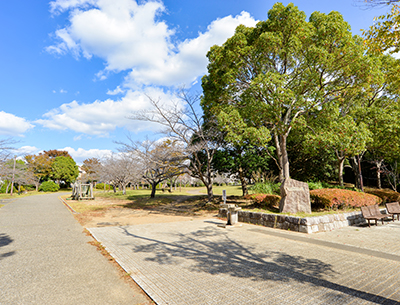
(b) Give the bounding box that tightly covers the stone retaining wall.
[219,208,389,233]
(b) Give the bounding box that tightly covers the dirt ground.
[63,195,221,228]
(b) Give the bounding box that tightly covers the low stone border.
[219,208,390,233]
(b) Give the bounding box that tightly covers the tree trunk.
[122,184,126,195]
[280,135,290,180]
[335,150,346,187]
[206,182,213,202]
[150,182,157,198]
[274,133,284,182]
[375,159,383,189]
[113,185,117,193]
[350,156,363,191]
[238,167,248,196]
[338,157,345,187]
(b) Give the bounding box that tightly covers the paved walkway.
[0,193,150,305]
[89,218,400,305]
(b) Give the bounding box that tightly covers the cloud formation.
[45,0,257,136]
[0,111,34,136]
[36,88,176,135]
[60,146,113,164]
[47,0,257,88]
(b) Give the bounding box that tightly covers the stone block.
[311,225,319,233]
[299,225,311,233]
[279,178,311,214]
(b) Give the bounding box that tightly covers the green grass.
[198,185,243,196]
[0,191,41,199]
[94,187,196,201]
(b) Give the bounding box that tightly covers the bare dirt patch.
[63,195,220,228]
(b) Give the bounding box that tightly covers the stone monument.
[279,178,311,214]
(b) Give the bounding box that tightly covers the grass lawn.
[0,191,41,200]
[196,185,244,196]
[94,187,196,200]
[0,189,71,200]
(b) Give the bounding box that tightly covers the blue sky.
[0,0,391,164]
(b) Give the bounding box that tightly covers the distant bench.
[361,205,393,227]
[385,202,400,221]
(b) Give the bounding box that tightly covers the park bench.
[385,202,400,221]
[361,205,393,227]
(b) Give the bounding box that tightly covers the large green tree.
[51,156,79,185]
[363,3,400,53]
[202,3,373,182]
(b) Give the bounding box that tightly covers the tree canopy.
[51,156,79,185]
[202,3,373,183]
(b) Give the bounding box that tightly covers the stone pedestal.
[279,178,311,214]
[220,204,242,225]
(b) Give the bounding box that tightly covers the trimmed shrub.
[39,181,60,192]
[307,181,335,190]
[310,189,381,209]
[24,185,36,191]
[0,182,17,194]
[365,188,400,204]
[245,193,281,209]
[249,182,281,195]
[96,183,111,190]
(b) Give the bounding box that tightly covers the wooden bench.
[385,202,400,221]
[360,205,393,227]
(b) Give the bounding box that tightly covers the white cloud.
[60,146,113,164]
[50,0,97,15]
[0,111,34,136]
[35,87,177,135]
[14,146,39,156]
[45,1,258,135]
[47,0,172,74]
[47,0,257,87]
[106,86,125,95]
[125,11,257,87]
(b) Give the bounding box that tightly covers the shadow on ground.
[0,233,15,260]
[120,226,398,304]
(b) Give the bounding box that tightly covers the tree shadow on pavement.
[120,226,398,304]
[0,233,15,261]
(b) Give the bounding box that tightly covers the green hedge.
[96,183,111,190]
[39,181,60,192]
[0,182,17,194]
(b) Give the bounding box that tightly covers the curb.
[58,195,79,214]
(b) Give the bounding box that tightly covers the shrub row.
[245,194,281,209]
[310,189,381,209]
[247,188,382,211]
[39,181,60,192]
[364,188,400,204]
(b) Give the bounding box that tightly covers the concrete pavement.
[89,218,400,305]
[0,193,151,304]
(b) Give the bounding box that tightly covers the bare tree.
[119,138,186,198]
[101,153,141,195]
[0,157,27,194]
[0,138,17,163]
[130,89,221,202]
[358,0,399,6]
